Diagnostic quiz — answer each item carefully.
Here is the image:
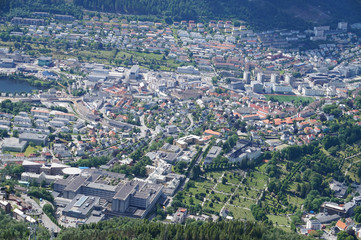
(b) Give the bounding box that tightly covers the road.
[21,194,61,233]
[41,212,61,233]
[140,114,155,138]
[186,113,194,131]
[22,194,42,215]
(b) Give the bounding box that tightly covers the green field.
[4,145,43,157]
[227,206,254,221]
[267,215,290,226]
[216,183,236,194]
[264,95,314,104]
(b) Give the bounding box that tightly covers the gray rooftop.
[64,176,88,192]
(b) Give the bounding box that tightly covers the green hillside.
[2,0,361,30]
[72,0,361,29]
[56,217,309,240]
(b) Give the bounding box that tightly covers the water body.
[0,77,37,93]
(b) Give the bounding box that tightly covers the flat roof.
[74,195,88,207]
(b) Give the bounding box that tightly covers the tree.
[174,161,188,174]
[250,205,268,221]
[190,165,201,180]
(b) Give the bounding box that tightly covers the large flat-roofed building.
[2,137,27,152]
[82,182,118,202]
[175,135,205,149]
[320,196,361,217]
[204,146,222,165]
[54,112,76,121]
[128,65,139,80]
[38,56,52,67]
[62,194,101,219]
[54,169,163,218]
[19,132,47,145]
[31,108,50,117]
[21,172,63,185]
[112,181,163,218]
[23,160,42,173]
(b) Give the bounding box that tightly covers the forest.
[2,0,361,30]
[0,210,50,240]
[73,0,361,30]
[56,217,309,240]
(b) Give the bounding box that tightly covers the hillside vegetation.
[2,0,361,30]
[73,0,361,29]
[56,217,309,240]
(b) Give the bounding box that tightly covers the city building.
[204,146,222,165]
[62,194,101,219]
[19,132,47,145]
[38,56,52,67]
[1,137,27,152]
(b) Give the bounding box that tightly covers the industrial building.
[53,169,163,218]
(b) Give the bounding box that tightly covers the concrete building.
[38,56,52,67]
[129,65,140,80]
[204,146,222,165]
[54,169,163,218]
[320,196,361,217]
[176,66,200,75]
[0,200,11,214]
[22,160,42,173]
[172,208,187,223]
[270,73,279,83]
[175,135,204,149]
[251,82,263,93]
[243,71,251,84]
[338,22,348,31]
[257,72,264,82]
[62,194,101,219]
[112,181,163,218]
[54,112,76,121]
[272,84,293,94]
[2,138,27,152]
[306,219,321,230]
[19,133,47,145]
[21,172,63,185]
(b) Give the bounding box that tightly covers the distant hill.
[71,0,361,29]
[2,0,361,30]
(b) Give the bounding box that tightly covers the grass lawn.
[205,171,224,180]
[245,172,268,190]
[4,145,42,157]
[236,186,260,199]
[216,183,236,194]
[24,146,43,156]
[194,178,216,190]
[228,206,254,221]
[187,186,207,196]
[255,163,268,173]
[264,95,314,104]
[209,192,229,204]
[267,215,290,226]
[277,226,293,232]
[183,195,202,206]
[232,197,254,208]
[204,201,224,213]
[223,172,243,185]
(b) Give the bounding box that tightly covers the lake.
[0,77,38,93]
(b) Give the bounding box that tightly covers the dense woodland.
[0,210,50,240]
[56,217,309,240]
[2,0,361,30]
